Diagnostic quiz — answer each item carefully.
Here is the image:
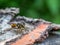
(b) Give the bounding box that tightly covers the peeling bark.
[0,8,60,45]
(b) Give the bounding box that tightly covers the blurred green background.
[0,0,60,23]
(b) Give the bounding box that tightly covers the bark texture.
[34,32,60,45]
[0,8,60,45]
